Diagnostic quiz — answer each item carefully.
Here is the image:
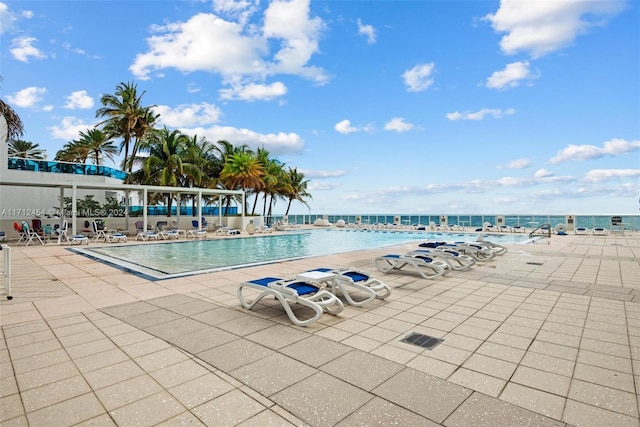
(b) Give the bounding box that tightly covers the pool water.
[78,229,531,279]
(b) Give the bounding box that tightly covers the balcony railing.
[7,157,128,180]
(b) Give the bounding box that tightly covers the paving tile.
[336,396,438,426]
[120,309,184,329]
[11,349,70,375]
[272,371,373,426]
[149,359,211,389]
[198,338,275,371]
[121,337,173,359]
[321,349,404,391]
[0,393,25,423]
[82,360,145,390]
[563,398,640,427]
[26,393,105,426]
[73,348,130,374]
[235,409,297,427]
[475,341,526,364]
[529,340,579,361]
[21,375,92,412]
[155,411,207,427]
[448,368,506,398]
[461,353,517,380]
[192,388,265,426]
[7,339,63,360]
[373,367,472,423]
[573,362,636,393]
[511,365,571,396]
[144,317,209,342]
[407,354,458,379]
[108,390,186,426]
[191,306,247,326]
[500,382,566,420]
[168,372,235,409]
[95,374,164,411]
[280,335,351,368]
[171,325,238,354]
[487,331,533,350]
[245,324,310,350]
[232,353,316,396]
[569,378,639,418]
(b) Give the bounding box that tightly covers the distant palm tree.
[76,128,119,165]
[55,140,90,163]
[284,167,311,215]
[96,81,157,172]
[8,139,46,159]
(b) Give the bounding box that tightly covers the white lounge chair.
[136,231,159,241]
[301,268,386,306]
[575,227,589,235]
[374,254,446,280]
[408,249,475,271]
[237,276,344,327]
[92,221,108,241]
[19,221,44,246]
[106,233,128,243]
[593,227,608,236]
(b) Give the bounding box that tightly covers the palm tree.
[55,140,90,163]
[0,76,24,141]
[96,81,156,172]
[8,139,46,159]
[75,128,119,165]
[218,150,264,214]
[284,167,311,215]
[132,127,200,216]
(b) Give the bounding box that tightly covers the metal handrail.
[529,223,552,239]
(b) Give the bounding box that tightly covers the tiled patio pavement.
[1,231,639,426]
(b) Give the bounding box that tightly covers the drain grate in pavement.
[401,332,444,350]
[526,262,544,265]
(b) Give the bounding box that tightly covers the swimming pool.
[75,229,531,279]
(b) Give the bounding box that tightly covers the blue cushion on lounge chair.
[342,271,369,282]
[248,277,317,295]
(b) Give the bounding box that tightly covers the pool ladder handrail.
[529,223,552,239]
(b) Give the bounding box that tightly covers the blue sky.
[1,0,639,215]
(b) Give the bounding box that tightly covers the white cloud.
[49,116,94,141]
[486,61,536,90]
[219,81,287,101]
[301,169,348,179]
[384,117,413,132]
[308,181,342,191]
[10,36,46,62]
[334,119,359,134]
[64,90,94,110]
[583,169,640,183]
[484,0,626,58]
[6,86,46,108]
[182,125,304,155]
[154,103,223,127]
[402,63,435,92]
[534,168,553,178]
[0,2,17,35]
[357,18,376,44]
[131,0,327,94]
[446,108,515,121]
[498,158,531,169]
[549,138,640,163]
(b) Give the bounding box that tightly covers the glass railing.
[7,157,128,180]
[265,214,640,231]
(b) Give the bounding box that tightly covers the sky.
[1,0,639,216]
